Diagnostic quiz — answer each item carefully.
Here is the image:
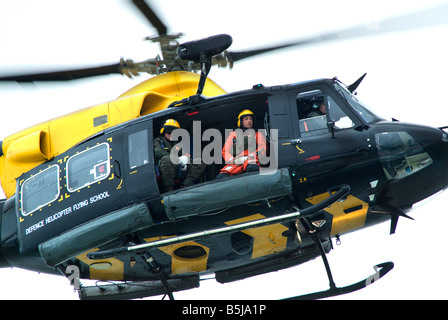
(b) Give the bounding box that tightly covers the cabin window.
[21,165,60,216]
[375,131,433,181]
[128,130,149,169]
[67,143,110,192]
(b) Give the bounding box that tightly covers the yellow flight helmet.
[237,109,254,128]
[160,119,180,134]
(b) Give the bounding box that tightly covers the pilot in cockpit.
[306,96,326,118]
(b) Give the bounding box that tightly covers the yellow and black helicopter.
[0,1,448,300]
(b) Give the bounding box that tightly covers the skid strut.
[286,217,394,300]
[140,252,175,300]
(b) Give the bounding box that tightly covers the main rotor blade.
[228,3,448,62]
[131,0,168,36]
[227,43,301,62]
[0,63,122,82]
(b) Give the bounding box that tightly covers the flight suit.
[219,129,266,177]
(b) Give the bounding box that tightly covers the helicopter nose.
[410,126,448,192]
[416,127,448,195]
[375,124,448,210]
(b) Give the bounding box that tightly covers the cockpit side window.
[296,89,354,137]
[296,90,327,137]
[327,96,355,130]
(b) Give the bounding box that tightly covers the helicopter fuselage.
[1,76,448,296]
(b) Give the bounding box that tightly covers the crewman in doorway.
[217,109,266,178]
[154,119,205,192]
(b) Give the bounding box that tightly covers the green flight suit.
[154,135,205,192]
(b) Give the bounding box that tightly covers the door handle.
[114,160,121,178]
[281,138,302,146]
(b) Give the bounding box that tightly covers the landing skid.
[285,261,394,300]
[286,217,394,300]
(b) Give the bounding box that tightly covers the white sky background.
[0,0,448,300]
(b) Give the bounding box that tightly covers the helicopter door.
[124,120,159,204]
[289,87,370,191]
[266,92,299,168]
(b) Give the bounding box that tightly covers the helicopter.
[1,1,448,300]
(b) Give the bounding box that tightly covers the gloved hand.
[179,155,189,171]
[179,155,189,166]
[233,156,248,165]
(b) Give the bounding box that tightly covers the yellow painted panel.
[6,130,50,163]
[158,241,210,275]
[49,102,110,154]
[76,249,124,281]
[225,214,289,259]
[144,236,211,276]
[305,193,368,236]
[118,71,226,99]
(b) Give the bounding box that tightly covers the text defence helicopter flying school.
[1,1,448,300]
